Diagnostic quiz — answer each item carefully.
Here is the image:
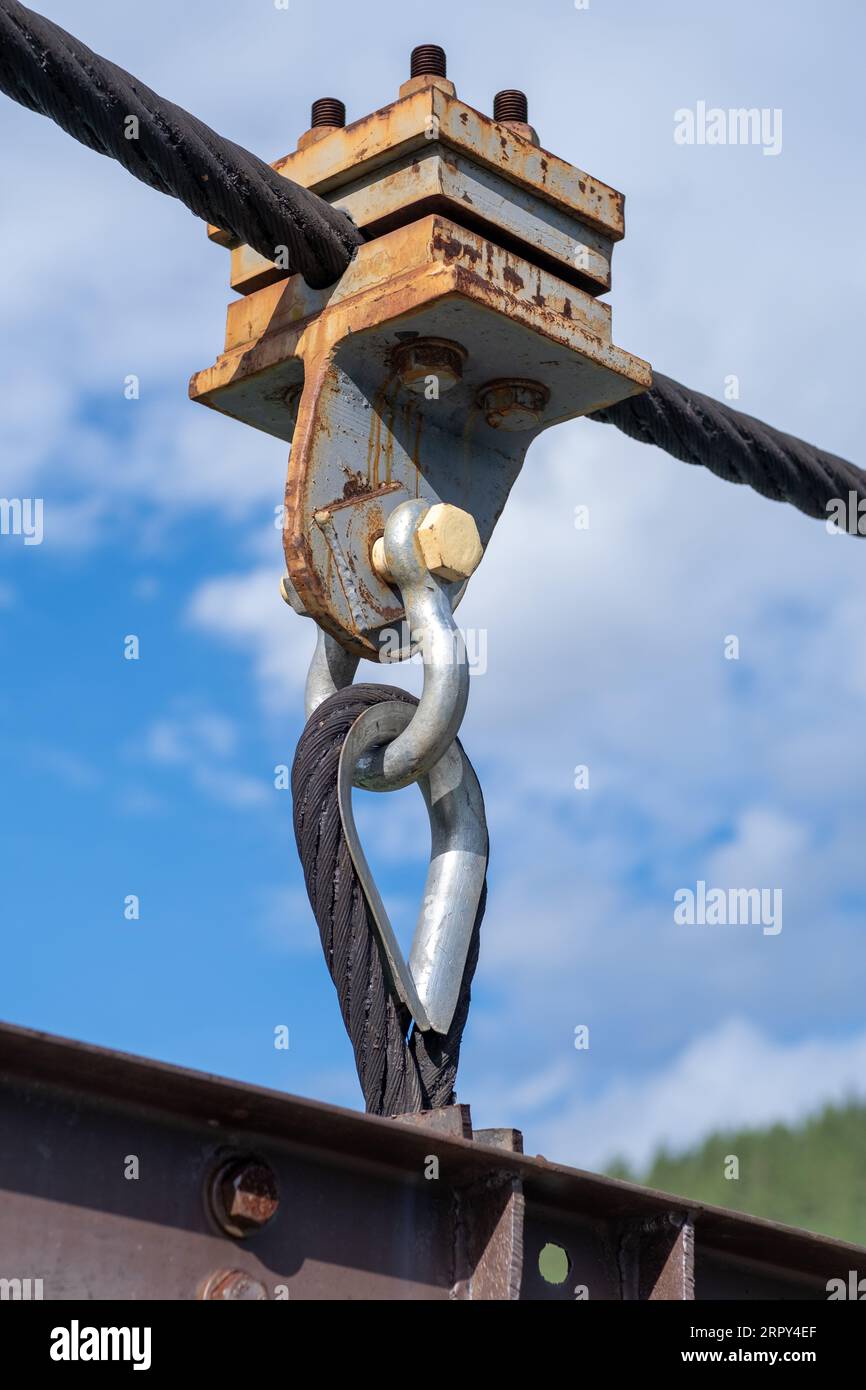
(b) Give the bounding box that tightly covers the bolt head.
[393,338,466,396]
[212,1158,280,1239]
[416,503,483,582]
[477,378,550,431]
[201,1269,269,1301]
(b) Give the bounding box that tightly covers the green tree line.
[605,1099,866,1244]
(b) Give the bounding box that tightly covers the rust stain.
[321,480,404,515]
[410,404,423,496]
[503,265,525,292]
[367,386,383,488]
[341,470,370,501]
[431,230,481,266]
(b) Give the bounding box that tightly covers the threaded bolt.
[310,97,346,129]
[493,90,529,124]
[411,45,447,78]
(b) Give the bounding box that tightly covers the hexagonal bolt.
[209,1157,280,1239]
[373,503,483,586]
[477,378,550,432]
[393,337,467,396]
[200,1269,269,1301]
[418,504,483,581]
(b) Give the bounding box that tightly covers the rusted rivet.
[310,97,346,129]
[208,1156,280,1239]
[393,337,466,395]
[410,45,447,78]
[477,379,550,432]
[200,1269,269,1301]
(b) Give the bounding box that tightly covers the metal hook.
[337,699,488,1035]
[301,498,484,1032]
[305,498,470,793]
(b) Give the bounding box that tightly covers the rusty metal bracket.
[190,58,651,661]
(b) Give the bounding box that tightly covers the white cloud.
[145,710,236,764]
[26,745,102,790]
[257,884,324,957]
[137,703,269,808]
[706,808,809,891]
[186,568,315,712]
[525,1019,866,1173]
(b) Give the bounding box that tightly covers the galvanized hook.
[337,699,488,1035]
[304,627,359,718]
[305,498,471,793]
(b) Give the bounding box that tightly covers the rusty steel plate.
[191,215,650,657]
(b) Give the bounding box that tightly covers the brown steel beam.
[0,1022,862,1301]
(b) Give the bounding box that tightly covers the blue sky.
[1,0,865,1171]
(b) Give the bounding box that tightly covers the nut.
[209,1157,280,1239]
[416,504,483,583]
[393,338,466,396]
[477,378,550,431]
[200,1269,269,1301]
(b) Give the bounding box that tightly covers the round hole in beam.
[539,1242,571,1285]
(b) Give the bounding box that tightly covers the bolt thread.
[493,89,528,124]
[410,44,447,78]
[310,97,346,129]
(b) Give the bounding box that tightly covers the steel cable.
[0,0,363,288]
[291,684,486,1115]
[590,372,866,530]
